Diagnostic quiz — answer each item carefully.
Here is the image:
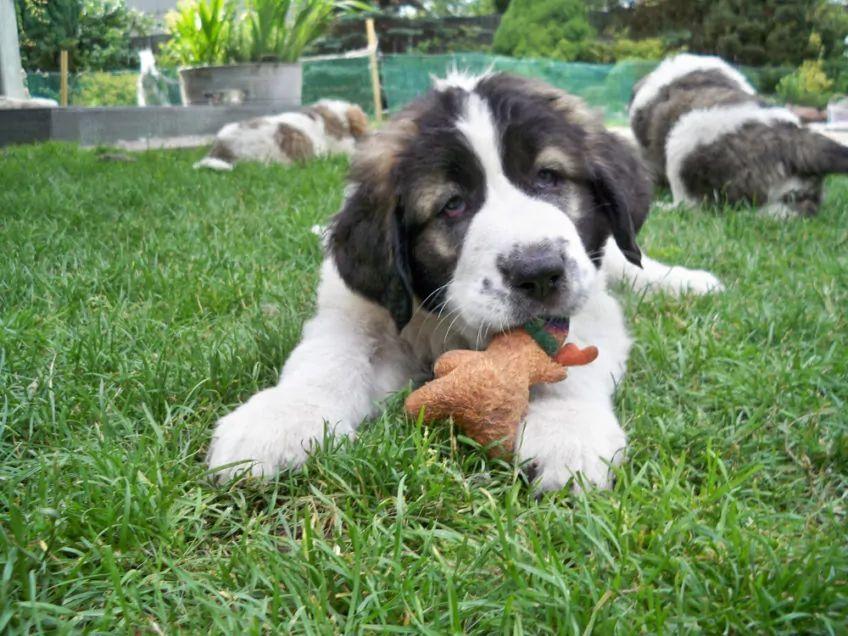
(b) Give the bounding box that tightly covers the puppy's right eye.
[441,195,467,219]
[535,168,562,190]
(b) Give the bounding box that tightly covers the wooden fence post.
[365,18,383,123]
[59,50,69,107]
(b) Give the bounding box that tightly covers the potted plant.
[163,0,367,106]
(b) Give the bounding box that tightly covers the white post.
[0,0,26,98]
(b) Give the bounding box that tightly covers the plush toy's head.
[404,320,597,456]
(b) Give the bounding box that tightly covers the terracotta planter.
[179,62,302,107]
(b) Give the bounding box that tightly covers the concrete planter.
[179,62,302,107]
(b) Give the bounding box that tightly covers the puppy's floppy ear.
[586,131,652,267]
[329,124,416,330]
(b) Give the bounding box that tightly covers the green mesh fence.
[302,56,374,115]
[23,57,374,111]
[381,53,659,123]
[20,54,799,125]
[24,69,181,107]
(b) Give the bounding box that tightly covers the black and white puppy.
[207,72,721,492]
[631,53,848,217]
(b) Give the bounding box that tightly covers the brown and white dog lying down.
[194,99,369,171]
[630,53,848,217]
[206,71,723,493]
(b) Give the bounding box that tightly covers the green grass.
[1,143,846,634]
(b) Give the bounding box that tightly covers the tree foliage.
[372,0,500,15]
[15,0,153,72]
[701,0,816,66]
[622,0,846,66]
[420,0,496,16]
[493,0,596,61]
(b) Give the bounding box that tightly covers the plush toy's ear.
[587,132,652,267]
[330,126,413,330]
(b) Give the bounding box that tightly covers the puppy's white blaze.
[630,53,756,118]
[665,103,799,203]
[455,93,507,189]
[432,68,491,93]
[448,92,595,334]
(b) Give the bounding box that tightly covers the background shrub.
[493,0,595,61]
[776,59,835,108]
[611,37,666,61]
[74,71,138,106]
[582,36,668,64]
[606,0,847,68]
[740,65,794,94]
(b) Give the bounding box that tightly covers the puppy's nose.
[499,245,565,302]
[796,199,819,217]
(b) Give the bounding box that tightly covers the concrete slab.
[0,104,294,147]
[114,134,215,151]
[0,108,50,145]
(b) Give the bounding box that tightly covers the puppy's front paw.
[518,400,626,493]
[206,387,338,482]
[677,268,724,295]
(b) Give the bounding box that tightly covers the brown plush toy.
[404,319,598,457]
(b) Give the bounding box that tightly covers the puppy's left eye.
[535,169,561,190]
[441,195,467,219]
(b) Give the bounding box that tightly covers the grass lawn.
[1,142,846,633]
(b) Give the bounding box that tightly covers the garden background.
[4,1,847,632]
[14,0,848,119]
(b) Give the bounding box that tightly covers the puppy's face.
[331,73,651,337]
[770,176,823,217]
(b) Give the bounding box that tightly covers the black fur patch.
[397,90,487,312]
[331,88,477,326]
[331,183,415,329]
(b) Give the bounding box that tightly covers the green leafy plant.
[163,0,235,66]
[776,59,834,108]
[163,0,369,67]
[237,0,370,62]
